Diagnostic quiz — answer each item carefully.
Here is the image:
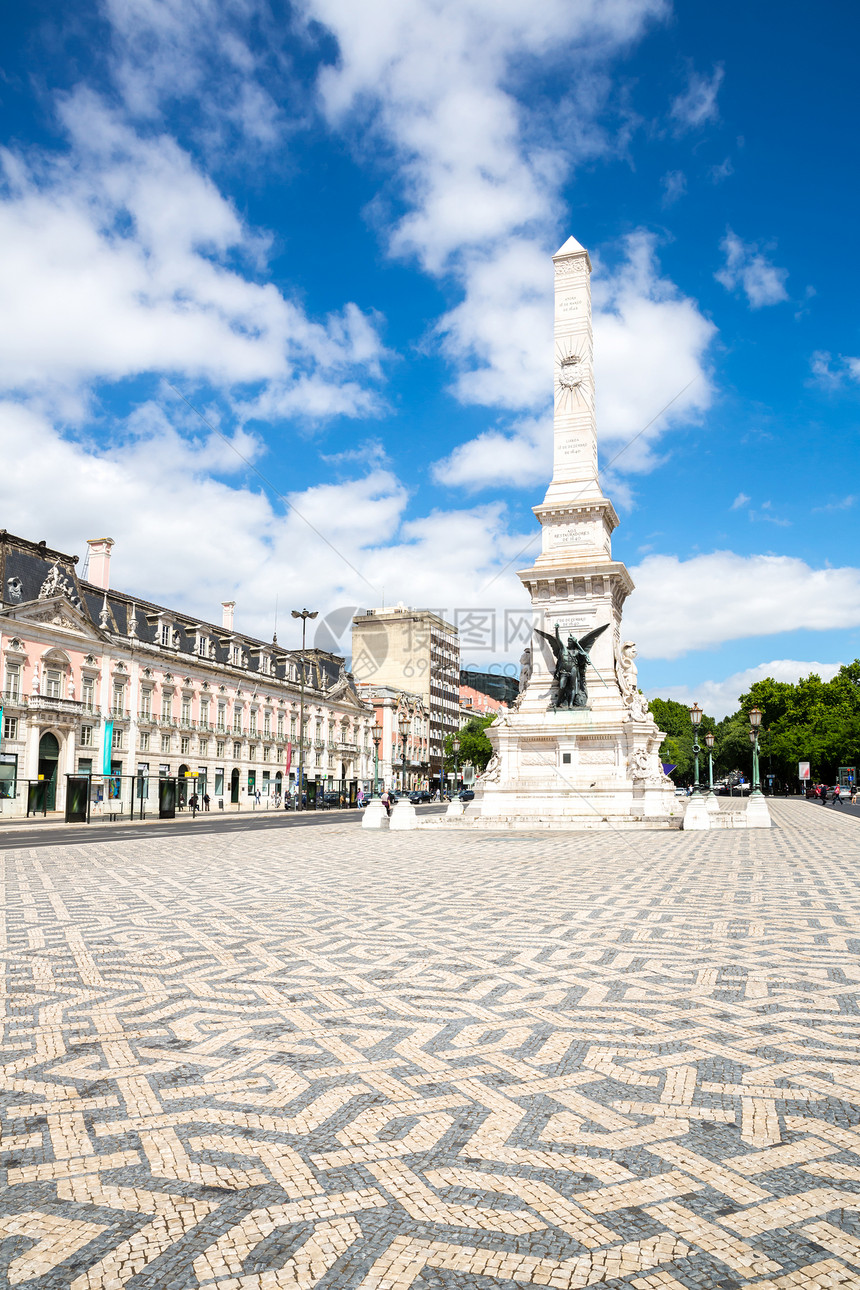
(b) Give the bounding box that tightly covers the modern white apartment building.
[351,606,459,792]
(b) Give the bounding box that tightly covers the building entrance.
[38,732,60,811]
[230,768,240,803]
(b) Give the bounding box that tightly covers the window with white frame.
[199,738,208,756]
[249,710,257,735]
[4,662,21,700]
[233,741,242,758]
[112,726,123,749]
[112,683,125,715]
[3,715,18,740]
[181,697,192,725]
[277,711,284,738]
[233,706,242,733]
[82,676,95,711]
[181,737,190,754]
[263,745,269,761]
[160,691,172,721]
[80,724,92,747]
[161,734,171,753]
[140,731,150,751]
[200,698,210,729]
[290,714,296,740]
[160,622,172,646]
[216,702,226,732]
[46,668,63,698]
[263,711,271,737]
[140,688,152,717]
[216,740,225,757]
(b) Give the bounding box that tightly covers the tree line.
[651,661,860,787]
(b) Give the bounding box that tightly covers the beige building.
[351,606,459,791]
[0,531,374,818]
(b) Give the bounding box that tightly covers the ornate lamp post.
[452,734,460,797]
[689,702,703,795]
[372,721,381,796]
[291,608,317,811]
[749,706,763,797]
[398,709,409,793]
[704,729,715,793]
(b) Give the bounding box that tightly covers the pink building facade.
[0,531,374,817]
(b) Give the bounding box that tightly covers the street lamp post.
[689,702,703,795]
[372,721,381,796]
[705,729,715,794]
[749,706,763,797]
[398,710,409,793]
[291,608,318,811]
[452,734,460,798]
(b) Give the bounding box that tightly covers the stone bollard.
[446,797,465,816]
[361,799,389,830]
[745,794,772,829]
[389,799,418,831]
[682,794,711,830]
[705,792,721,815]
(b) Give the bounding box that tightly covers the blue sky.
[1,0,858,715]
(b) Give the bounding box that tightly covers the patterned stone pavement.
[2,801,860,1289]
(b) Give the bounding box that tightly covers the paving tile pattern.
[2,801,860,1288]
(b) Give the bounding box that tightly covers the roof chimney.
[87,538,115,590]
[221,600,235,630]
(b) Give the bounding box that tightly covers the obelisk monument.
[464,235,676,825]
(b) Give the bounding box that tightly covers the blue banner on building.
[103,720,114,775]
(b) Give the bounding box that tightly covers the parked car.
[458,789,475,802]
[408,790,433,804]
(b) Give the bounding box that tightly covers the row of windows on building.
[3,666,368,744]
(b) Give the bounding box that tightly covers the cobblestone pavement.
[2,801,860,1289]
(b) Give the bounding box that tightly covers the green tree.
[443,714,496,774]
[649,698,716,786]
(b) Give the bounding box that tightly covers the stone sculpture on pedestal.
[463,234,677,827]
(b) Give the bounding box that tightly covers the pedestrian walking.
[832,785,844,807]
[819,783,827,804]
[381,788,391,817]
[203,793,210,812]
[189,792,199,817]
[850,783,857,805]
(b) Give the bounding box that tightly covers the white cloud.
[731,492,750,509]
[660,170,686,206]
[716,230,789,308]
[647,659,844,720]
[303,0,668,411]
[809,350,860,389]
[433,232,715,490]
[0,400,530,652]
[0,91,386,414]
[670,65,724,132]
[102,0,285,148]
[627,550,860,659]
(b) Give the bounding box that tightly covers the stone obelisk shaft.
[546,236,600,503]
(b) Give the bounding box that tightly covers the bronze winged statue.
[534,621,609,709]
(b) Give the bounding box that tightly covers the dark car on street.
[458,789,475,802]
[408,790,433,804]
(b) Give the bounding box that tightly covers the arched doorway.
[178,764,189,807]
[38,732,60,811]
[230,768,240,804]
[275,771,283,800]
